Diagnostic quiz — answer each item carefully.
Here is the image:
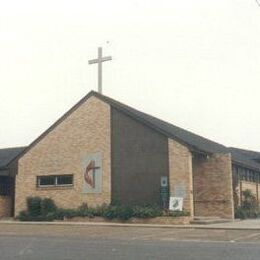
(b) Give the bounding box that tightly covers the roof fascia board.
[0,169,9,176]
[110,106,203,154]
[94,92,216,155]
[232,160,260,173]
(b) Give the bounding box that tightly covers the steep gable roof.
[5,91,260,172]
[93,92,227,154]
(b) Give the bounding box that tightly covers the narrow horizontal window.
[38,176,55,186]
[37,175,73,187]
[56,175,73,185]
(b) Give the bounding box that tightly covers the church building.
[0,91,260,219]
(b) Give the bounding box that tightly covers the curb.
[1,220,260,231]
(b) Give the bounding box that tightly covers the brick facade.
[0,196,11,218]
[9,92,239,220]
[15,96,111,216]
[168,139,194,216]
[193,153,234,219]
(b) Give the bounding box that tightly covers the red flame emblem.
[84,160,95,188]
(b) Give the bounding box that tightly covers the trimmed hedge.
[18,197,58,221]
[18,197,190,221]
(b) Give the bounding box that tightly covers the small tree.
[235,189,259,219]
[242,189,258,211]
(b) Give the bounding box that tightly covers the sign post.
[160,176,169,208]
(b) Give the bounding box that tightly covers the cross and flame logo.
[84,160,100,189]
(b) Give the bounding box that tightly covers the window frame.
[37,174,73,188]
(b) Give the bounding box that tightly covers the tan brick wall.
[15,96,111,216]
[193,153,234,219]
[168,139,194,217]
[0,196,11,218]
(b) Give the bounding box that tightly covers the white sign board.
[169,197,183,211]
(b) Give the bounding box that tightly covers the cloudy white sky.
[0,0,260,151]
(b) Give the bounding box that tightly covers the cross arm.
[88,56,112,64]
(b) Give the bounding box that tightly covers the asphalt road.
[0,224,260,260]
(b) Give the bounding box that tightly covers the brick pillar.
[168,139,194,217]
[193,153,234,219]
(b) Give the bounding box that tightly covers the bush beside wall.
[235,189,260,219]
[18,197,190,221]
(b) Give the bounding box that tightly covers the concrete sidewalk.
[205,219,260,229]
[1,219,260,230]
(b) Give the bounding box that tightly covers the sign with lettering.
[169,197,183,211]
[82,152,102,193]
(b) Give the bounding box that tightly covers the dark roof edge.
[229,147,260,159]
[93,92,217,155]
[7,91,96,167]
[232,160,260,172]
[229,146,260,153]
[110,105,208,155]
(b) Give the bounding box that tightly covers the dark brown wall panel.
[111,108,168,205]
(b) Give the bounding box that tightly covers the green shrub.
[41,198,57,216]
[242,190,258,210]
[235,189,260,219]
[45,212,56,221]
[116,206,134,220]
[132,205,162,218]
[19,197,58,221]
[27,197,42,217]
[78,203,98,218]
[18,210,30,221]
[235,207,247,219]
[55,208,78,219]
[19,197,191,221]
[101,205,134,220]
[17,210,49,222]
[84,207,102,218]
[102,205,119,219]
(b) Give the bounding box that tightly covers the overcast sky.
[0,0,260,151]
